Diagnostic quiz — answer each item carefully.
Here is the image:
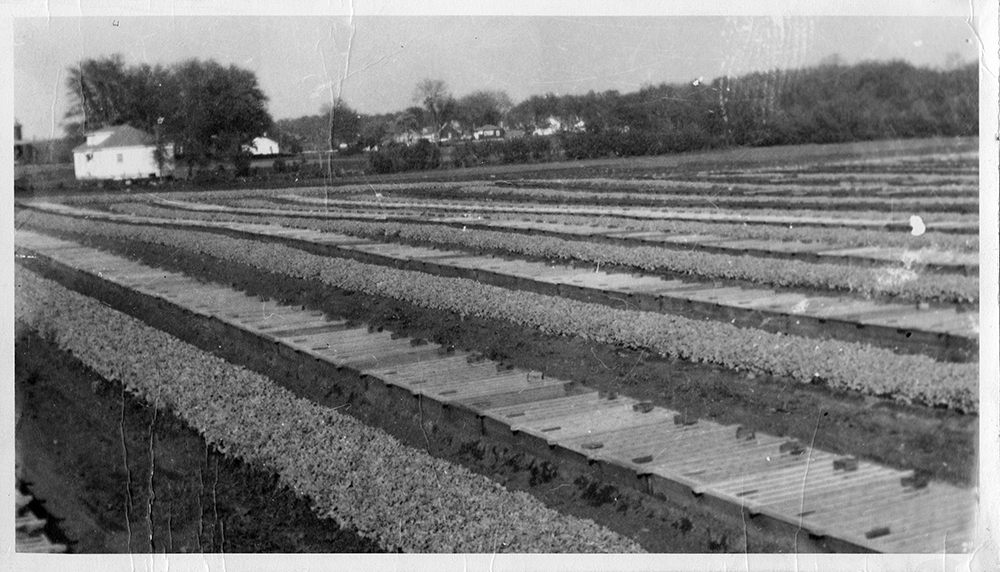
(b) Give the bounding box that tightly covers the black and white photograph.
[6,1,998,570]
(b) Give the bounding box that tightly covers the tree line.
[62,55,977,174]
[64,55,272,174]
[277,59,977,161]
[273,80,514,154]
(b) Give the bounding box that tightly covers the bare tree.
[413,79,453,132]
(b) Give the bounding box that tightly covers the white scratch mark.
[49,67,62,138]
[794,414,823,552]
[966,0,997,80]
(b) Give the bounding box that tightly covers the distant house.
[14,120,34,165]
[393,127,442,146]
[474,124,504,140]
[532,117,586,136]
[421,127,444,143]
[438,123,463,142]
[393,130,421,145]
[244,136,280,156]
[72,125,174,181]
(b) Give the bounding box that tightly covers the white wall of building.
[247,137,280,155]
[73,145,174,180]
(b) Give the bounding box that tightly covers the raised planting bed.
[15,227,978,486]
[138,194,978,253]
[19,206,981,365]
[15,234,978,553]
[278,194,980,233]
[115,199,982,281]
[15,265,645,553]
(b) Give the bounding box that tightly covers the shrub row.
[368,141,442,174]
[109,203,980,304]
[558,128,715,160]
[450,137,555,167]
[19,213,979,412]
[15,268,643,553]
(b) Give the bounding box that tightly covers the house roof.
[475,124,501,131]
[73,125,157,153]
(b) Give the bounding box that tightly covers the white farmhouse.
[473,124,504,140]
[73,125,174,181]
[244,136,280,156]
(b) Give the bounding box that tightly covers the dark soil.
[23,225,977,489]
[14,326,388,554]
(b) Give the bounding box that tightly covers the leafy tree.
[455,90,513,130]
[272,130,305,154]
[125,64,173,132]
[64,55,272,175]
[64,55,129,135]
[164,59,273,173]
[508,92,561,132]
[396,106,426,134]
[279,107,392,152]
[327,98,362,148]
[358,113,394,149]
[275,113,331,152]
[295,58,978,171]
[64,55,171,137]
[612,90,657,132]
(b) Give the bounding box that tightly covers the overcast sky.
[14,13,980,140]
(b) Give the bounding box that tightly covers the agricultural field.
[13,138,982,555]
